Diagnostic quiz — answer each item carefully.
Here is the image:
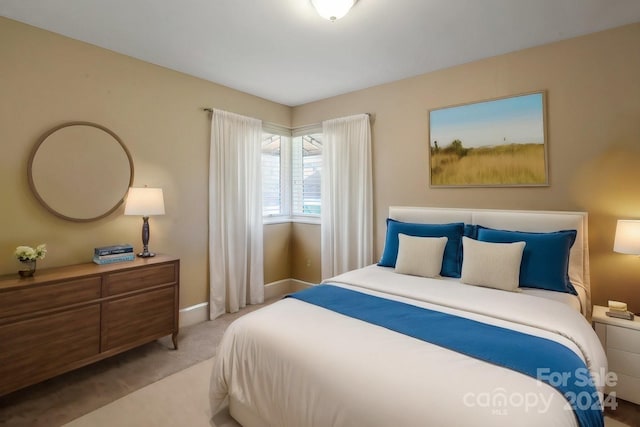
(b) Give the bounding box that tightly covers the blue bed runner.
[287,284,603,427]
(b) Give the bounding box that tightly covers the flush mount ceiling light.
[311,0,358,21]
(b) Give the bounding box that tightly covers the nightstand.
[592,305,640,404]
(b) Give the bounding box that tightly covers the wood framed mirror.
[28,122,134,222]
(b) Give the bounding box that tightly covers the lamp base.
[137,216,156,258]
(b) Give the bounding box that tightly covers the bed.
[210,207,608,427]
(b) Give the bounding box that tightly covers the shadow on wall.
[571,143,640,312]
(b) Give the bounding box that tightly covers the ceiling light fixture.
[311,0,358,21]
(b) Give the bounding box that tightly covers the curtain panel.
[321,113,373,280]
[209,109,264,319]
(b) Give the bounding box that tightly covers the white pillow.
[460,236,525,292]
[394,234,448,278]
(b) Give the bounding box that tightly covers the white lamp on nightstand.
[609,219,640,320]
[124,187,165,258]
[614,219,640,255]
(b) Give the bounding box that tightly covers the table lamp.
[610,219,640,319]
[614,219,640,255]
[124,187,165,257]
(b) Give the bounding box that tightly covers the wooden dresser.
[0,255,179,396]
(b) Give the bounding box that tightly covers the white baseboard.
[179,279,314,328]
[264,279,292,300]
[290,278,314,292]
[179,302,209,327]
[265,278,314,299]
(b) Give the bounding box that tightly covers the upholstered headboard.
[389,207,591,316]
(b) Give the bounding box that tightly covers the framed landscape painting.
[429,91,548,187]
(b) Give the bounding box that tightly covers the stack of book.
[93,244,135,264]
[606,300,635,320]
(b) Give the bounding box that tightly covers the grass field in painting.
[430,142,546,186]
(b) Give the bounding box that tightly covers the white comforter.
[210,265,607,427]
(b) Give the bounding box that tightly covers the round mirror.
[28,122,134,222]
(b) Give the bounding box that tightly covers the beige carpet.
[61,357,631,427]
[62,357,238,427]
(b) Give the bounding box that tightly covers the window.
[262,126,322,221]
[292,134,322,216]
[262,133,291,216]
[261,133,284,216]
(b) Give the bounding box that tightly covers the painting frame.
[428,91,549,188]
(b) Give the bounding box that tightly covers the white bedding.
[210,266,607,427]
[521,286,582,313]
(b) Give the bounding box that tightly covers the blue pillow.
[378,219,464,277]
[464,224,478,239]
[476,226,577,295]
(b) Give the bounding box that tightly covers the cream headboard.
[388,207,591,317]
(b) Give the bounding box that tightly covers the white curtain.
[321,113,373,280]
[209,109,264,319]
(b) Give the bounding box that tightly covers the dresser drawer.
[594,322,606,348]
[0,277,101,319]
[0,304,101,396]
[607,325,640,354]
[607,373,640,405]
[608,348,640,378]
[101,286,176,351]
[103,263,176,296]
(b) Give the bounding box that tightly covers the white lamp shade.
[311,0,357,21]
[124,187,165,216]
[613,220,640,255]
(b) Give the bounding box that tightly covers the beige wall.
[3,16,639,312]
[263,222,320,285]
[264,222,292,284]
[292,23,640,311]
[291,223,321,283]
[0,17,291,308]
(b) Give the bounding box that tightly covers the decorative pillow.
[459,223,478,265]
[460,237,525,292]
[378,219,464,277]
[476,226,577,295]
[394,234,448,278]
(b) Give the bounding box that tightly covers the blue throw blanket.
[287,284,603,427]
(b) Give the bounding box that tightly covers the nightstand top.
[592,305,640,331]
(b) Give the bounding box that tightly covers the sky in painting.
[430,93,544,149]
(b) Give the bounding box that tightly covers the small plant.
[15,244,47,262]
